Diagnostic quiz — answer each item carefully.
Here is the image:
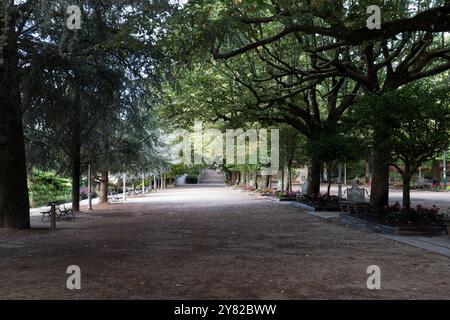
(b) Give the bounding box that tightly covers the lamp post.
[123,173,127,201]
[338,163,343,198]
[444,150,447,190]
[344,163,347,186]
[87,163,93,211]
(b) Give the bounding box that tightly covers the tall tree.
[0,0,36,228]
[1,1,175,227]
[352,82,450,209]
[171,0,450,208]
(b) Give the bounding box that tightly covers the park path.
[0,186,449,299]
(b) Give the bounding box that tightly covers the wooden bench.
[41,201,75,222]
[341,182,371,214]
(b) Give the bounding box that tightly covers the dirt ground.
[0,186,449,300]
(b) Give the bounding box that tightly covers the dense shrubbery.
[256,188,273,195]
[274,191,298,199]
[380,203,443,225]
[296,193,342,211]
[28,169,71,208]
[185,174,199,184]
[240,185,256,192]
[298,193,340,203]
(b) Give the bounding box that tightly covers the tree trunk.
[98,171,109,204]
[71,86,82,212]
[365,161,371,183]
[265,175,270,188]
[71,149,81,212]
[432,159,440,185]
[326,162,332,196]
[307,158,321,195]
[281,168,285,191]
[370,146,390,210]
[287,161,293,192]
[0,15,30,229]
[402,173,412,210]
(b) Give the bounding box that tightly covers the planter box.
[340,213,447,236]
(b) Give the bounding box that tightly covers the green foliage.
[169,164,205,178]
[351,81,450,170]
[380,204,443,225]
[21,1,174,192]
[28,169,72,208]
[308,127,364,165]
[279,125,308,168]
[345,160,367,179]
[185,174,199,184]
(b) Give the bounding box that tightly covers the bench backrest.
[347,182,366,202]
[415,178,427,186]
[301,182,309,195]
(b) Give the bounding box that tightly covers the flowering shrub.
[274,191,298,198]
[297,193,340,203]
[379,203,443,224]
[240,185,256,192]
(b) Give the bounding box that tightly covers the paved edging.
[272,196,450,258]
[383,235,450,257]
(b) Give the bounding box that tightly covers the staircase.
[199,169,226,185]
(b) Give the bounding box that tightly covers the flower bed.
[274,191,298,201]
[360,203,444,224]
[343,203,447,235]
[239,185,256,192]
[297,193,342,211]
[255,188,275,197]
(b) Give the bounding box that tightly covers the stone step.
[199,169,225,184]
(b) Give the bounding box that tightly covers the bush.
[275,191,298,198]
[185,174,199,184]
[298,193,340,203]
[240,185,256,192]
[380,203,443,224]
[29,169,72,208]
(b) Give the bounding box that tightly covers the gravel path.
[0,186,449,299]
